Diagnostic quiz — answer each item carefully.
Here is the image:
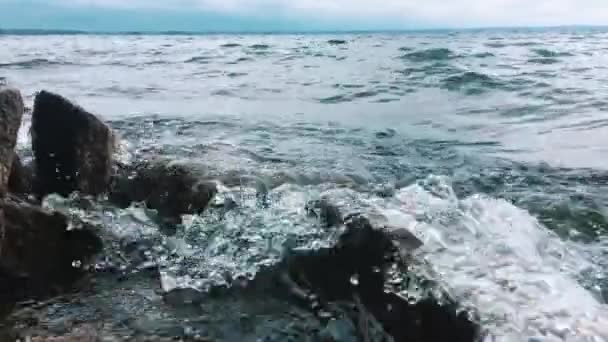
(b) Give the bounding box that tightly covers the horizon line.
[1,25,607,35]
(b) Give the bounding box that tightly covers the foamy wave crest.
[375,175,608,341]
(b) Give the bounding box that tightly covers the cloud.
[4,0,608,28]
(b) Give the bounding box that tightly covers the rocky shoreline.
[0,87,483,341]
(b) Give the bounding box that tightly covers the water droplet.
[408,296,417,305]
[72,260,82,268]
[350,274,359,286]
[372,266,381,273]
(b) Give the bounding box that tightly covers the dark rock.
[163,288,206,307]
[0,87,24,196]
[0,197,103,298]
[385,226,424,255]
[279,213,481,342]
[8,153,33,195]
[32,90,115,198]
[328,39,347,45]
[109,161,217,222]
[305,198,343,228]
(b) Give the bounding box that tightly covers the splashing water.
[381,176,608,341]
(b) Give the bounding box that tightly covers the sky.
[1,0,608,32]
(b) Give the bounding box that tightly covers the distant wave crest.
[0,58,72,69]
[401,48,455,62]
[441,71,502,95]
[532,48,574,58]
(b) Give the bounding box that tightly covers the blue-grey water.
[2,30,608,341]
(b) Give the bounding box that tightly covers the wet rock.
[8,153,34,195]
[305,198,343,228]
[0,86,24,196]
[0,197,103,298]
[32,90,115,198]
[280,213,481,342]
[109,161,217,223]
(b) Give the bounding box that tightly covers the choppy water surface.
[2,29,608,341]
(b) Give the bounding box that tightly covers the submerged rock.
[32,90,115,198]
[109,160,217,222]
[0,87,24,196]
[0,197,103,299]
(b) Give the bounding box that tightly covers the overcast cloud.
[2,0,608,29]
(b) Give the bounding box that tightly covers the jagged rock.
[109,161,217,222]
[0,86,24,196]
[0,197,103,299]
[32,90,114,198]
[8,153,33,195]
[279,213,481,342]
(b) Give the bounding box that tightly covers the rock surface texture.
[8,153,33,195]
[0,87,24,196]
[32,90,114,198]
[110,160,217,222]
[0,197,103,289]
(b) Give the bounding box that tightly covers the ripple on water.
[327,39,347,45]
[531,48,574,58]
[249,44,270,50]
[527,57,561,65]
[0,58,74,69]
[398,46,414,52]
[318,89,381,104]
[225,57,253,65]
[485,42,506,48]
[511,41,542,47]
[400,48,455,62]
[441,71,502,95]
[472,52,495,58]
[184,56,213,64]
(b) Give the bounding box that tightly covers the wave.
[472,52,495,58]
[511,41,541,47]
[225,57,253,65]
[89,170,607,340]
[0,58,72,69]
[528,57,560,65]
[319,90,380,104]
[532,48,574,58]
[382,176,608,341]
[441,71,502,94]
[327,39,347,45]
[184,56,213,64]
[226,72,247,78]
[401,48,455,62]
[485,42,506,48]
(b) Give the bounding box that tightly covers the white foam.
[376,175,608,341]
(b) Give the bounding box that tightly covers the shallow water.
[2,29,608,341]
